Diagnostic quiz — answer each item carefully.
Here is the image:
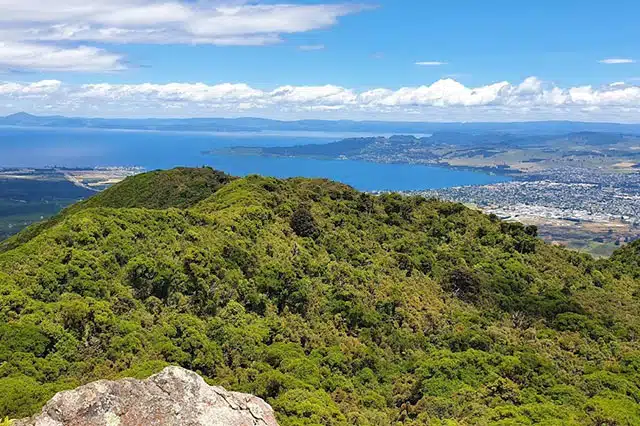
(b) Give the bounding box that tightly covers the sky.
[0,0,639,122]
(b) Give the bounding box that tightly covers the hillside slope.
[0,167,233,253]
[1,168,639,425]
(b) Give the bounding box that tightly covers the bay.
[0,127,509,191]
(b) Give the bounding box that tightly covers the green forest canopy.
[1,167,640,425]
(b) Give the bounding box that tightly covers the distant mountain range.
[2,112,640,135]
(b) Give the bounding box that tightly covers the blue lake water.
[0,127,510,191]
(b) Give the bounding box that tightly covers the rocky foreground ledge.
[16,366,279,426]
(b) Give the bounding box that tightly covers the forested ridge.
[1,167,640,425]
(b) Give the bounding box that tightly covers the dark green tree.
[290,205,318,238]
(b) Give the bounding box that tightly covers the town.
[412,166,640,256]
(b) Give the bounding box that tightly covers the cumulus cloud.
[599,58,635,64]
[2,76,640,121]
[0,0,367,71]
[78,82,263,102]
[416,61,448,66]
[270,85,357,105]
[0,80,61,95]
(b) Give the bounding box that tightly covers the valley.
[0,167,142,239]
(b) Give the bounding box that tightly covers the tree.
[447,268,482,301]
[290,205,318,238]
[524,225,538,237]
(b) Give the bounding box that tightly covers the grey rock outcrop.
[16,366,278,426]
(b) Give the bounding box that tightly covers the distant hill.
[75,167,233,210]
[3,112,640,135]
[1,168,640,424]
[0,167,233,253]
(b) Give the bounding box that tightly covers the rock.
[16,366,279,426]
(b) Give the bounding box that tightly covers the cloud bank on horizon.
[2,77,640,122]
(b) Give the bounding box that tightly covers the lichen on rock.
[16,366,278,426]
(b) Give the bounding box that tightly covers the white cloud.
[416,61,448,66]
[187,4,361,39]
[2,77,640,121]
[0,80,61,95]
[516,76,544,93]
[361,79,510,107]
[269,85,356,105]
[0,42,124,72]
[599,58,635,64]
[77,82,263,102]
[0,0,366,71]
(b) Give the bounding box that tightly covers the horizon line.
[3,111,640,126]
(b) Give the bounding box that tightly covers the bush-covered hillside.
[1,168,639,425]
[0,167,233,254]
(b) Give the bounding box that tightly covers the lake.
[0,127,509,191]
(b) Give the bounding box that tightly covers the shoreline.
[207,148,522,180]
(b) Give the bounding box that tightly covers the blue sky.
[0,0,639,121]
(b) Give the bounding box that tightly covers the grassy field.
[535,221,638,257]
